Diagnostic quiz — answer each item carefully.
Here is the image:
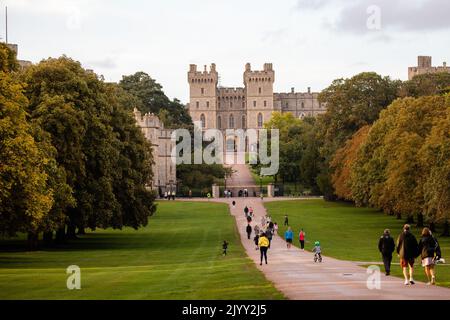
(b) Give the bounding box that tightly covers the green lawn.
[0,201,283,300]
[265,199,450,288]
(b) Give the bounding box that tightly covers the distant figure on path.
[261,216,266,227]
[254,225,260,237]
[378,229,395,276]
[266,226,273,249]
[254,233,260,250]
[249,207,254,216]
[188,189,192,198]
[171,190,176,200]
[207,192,211,201]
[273,222,278,235]
[246,224,252,239]
[222,240,229,256]
[418,227,441,285]
[244,206,249,216]
[285,227,293,249]
[258,232,270,265]
[299,229,305,251]
[397,224,419,285]
[284,215,288,226]
[232,200,236,208]
[164,191,168,200]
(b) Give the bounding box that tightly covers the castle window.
[253,101,256,107]
[201,88,204,95]
[264,100,267,107]
[259,87,262,94]
[301,102,304,109]
[200,114,206,128]
[196,101,199,108]
[257,113,263,128]
[218,116,222,129]
[206,101,210,108]
[242,115,246,128]
[229,114,234,128]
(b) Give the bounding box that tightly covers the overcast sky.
[2,0,450,103]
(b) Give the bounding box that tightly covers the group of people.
[163,191,176,200]
[378,224,442,285]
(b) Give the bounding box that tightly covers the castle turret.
[187,63,218,129]
[243,63,275,130]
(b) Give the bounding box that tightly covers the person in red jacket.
[299,229,305,251]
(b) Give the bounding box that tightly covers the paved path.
[187,162,450,299]
[225,197,450,299]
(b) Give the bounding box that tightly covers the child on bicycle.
[313,241,322,262]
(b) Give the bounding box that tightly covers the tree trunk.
[27,232,39,251]
[55,226,67,244]
[442,221,450,237]
[66,223,78,240]
[406,215,414,224]
[430,221,436,233]
[416,213,424,228]
[43,231,53,246]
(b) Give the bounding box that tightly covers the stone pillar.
[212,184,220,198]
[267,183,275,198]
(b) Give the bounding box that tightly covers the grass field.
[0,201,283,300]
[265,199,450,288]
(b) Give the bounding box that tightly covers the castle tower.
[243,63,275,130]
[187,63,218,130]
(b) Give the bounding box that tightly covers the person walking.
[266,226,273,249]
[232,200,236,208]
[254,224,260,237]
[207,192,211,201]
[253,233,260,250]
[397,224,420,285]
[188,189,192,198]
[222,240,229,256]
[244,206,249,216]
[284,214,288,226]
[418,227,441,285]
[299,229,306,251]
[258,232,270,265]
[285,227,293,249]
[246,224,252,240]
[164,191,168,200]
[273,222,279,235]
[378,229,395,276]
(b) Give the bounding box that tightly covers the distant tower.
[187,63,218,130]
[243,63,275,130]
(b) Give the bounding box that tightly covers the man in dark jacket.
[246,224,252,240]
[397,224,419,285]
[378,229,395,276]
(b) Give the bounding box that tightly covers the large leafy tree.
[351,96,449,224]
[420,101,450,234]
[399,72,450,97]
[316,72,401,199]
[22,57,156,240]
[119,71,192,129]
[330,125,370,201]
[0,44,54,247]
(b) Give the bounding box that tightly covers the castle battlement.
[188,63,326,130]
[408,56,449,80]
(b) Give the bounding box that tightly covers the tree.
[0,59,53,247]
[351,96,449,225]
[317,72,400,199]
[399,72,450,98]
[22,57,156,240]
[119,72,192,129]
[330,125,370,201]
[420,101,450,235]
